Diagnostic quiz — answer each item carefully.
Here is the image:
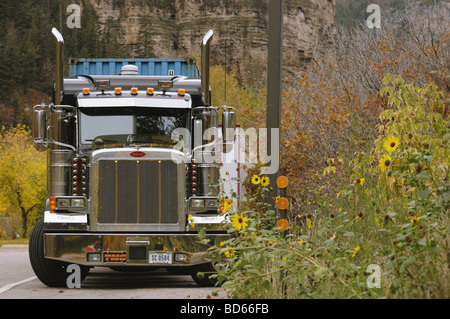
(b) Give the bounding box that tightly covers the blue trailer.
[68,58,200,78]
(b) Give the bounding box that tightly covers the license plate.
[149,252,172,264]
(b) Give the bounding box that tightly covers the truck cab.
[29,28,236,287]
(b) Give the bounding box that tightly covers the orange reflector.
[277,176,289,189]
[131,87,138,96]
[178,89,186,96]
[277,219,289,231]
[147,88,154,96]
[277,197,289,210]
[115,87,122,96]
[82,88,90,96]
[49,197,56,210]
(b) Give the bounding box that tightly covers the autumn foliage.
[277,4,449,214]
[0,125,46,238]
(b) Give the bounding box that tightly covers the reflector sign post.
[276,176,289,233]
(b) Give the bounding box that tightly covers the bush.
[201,75,449,299]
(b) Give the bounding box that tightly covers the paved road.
[0,246,227,299]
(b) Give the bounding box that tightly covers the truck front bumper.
[44,232,229,267]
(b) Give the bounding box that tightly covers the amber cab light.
[49,197,56,210]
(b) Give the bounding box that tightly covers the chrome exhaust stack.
[201,30,214,106]
[52,28,64,105]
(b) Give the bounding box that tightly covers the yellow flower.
[219,197,234,214]
[188,214,195,228]
[231,213,249,231]
[384,136,400,152]
[411,216,420,225]
[379,154,392,172]
[307,218,312,229]
[353,178,365,185]
[298,239,304,245]
[351,246,360,258]
[261,176,270,187]
[224,245,236,258]
[251,174,261,185]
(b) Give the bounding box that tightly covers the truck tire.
[191,262,220,287]
[29,218,90,287]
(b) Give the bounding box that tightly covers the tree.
[0,126,47,237]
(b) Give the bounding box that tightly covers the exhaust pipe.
[52,28,64,105]
[201,30,214,106]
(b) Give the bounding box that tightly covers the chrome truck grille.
[90,149,186,232]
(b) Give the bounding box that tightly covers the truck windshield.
[79,107,190,149]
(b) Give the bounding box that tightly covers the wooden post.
[266,0,284,201]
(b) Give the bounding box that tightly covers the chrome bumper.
[44,232,229,267]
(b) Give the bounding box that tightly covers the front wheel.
[191,262,221,287]
[29,218,90,287]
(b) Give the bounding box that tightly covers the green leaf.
[417,190,431,200]
[418,237,427,247]
[343,231,355,238]
[314,267,328,280]
[261,280,271,291]
[400,256,416,272]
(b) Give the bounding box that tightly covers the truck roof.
[63,75,204,107]
[76,90,192,109]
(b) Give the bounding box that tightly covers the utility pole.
[266,0,284,201]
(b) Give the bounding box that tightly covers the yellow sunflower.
[261,176,270,187]
[353,178,365,185]
[221,198,233,214]
[411,215,420,225]
[379,154,392,172]
[188,214,195,229]
[384,136,400,152]
[251,174,261,185]
[351,245,360,258]
[231,213,249,231]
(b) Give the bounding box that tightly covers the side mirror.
[32,108,47,151]
[222,107,236,144]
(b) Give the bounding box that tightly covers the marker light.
[115,87,122,96]
[49,197,56,210]
[83,88,90,96]
[131,87,138,96]
[147,88,154,96]
[158,81,173,89]
[178,89,186,97]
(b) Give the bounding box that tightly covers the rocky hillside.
[87,0,336,87]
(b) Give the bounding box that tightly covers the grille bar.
[98,160,179,225]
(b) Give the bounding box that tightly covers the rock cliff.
[87,0,335,87]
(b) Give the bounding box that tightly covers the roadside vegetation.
[200,2,449,299]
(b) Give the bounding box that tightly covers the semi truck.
[29,28,237,287]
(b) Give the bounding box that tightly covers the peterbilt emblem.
[130,151,146,158]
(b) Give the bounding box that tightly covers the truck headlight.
[71,198,86,209]
[205,199,219,208]
[190,199,204,208]
[51,196,86,211]
[56,198,71,209]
